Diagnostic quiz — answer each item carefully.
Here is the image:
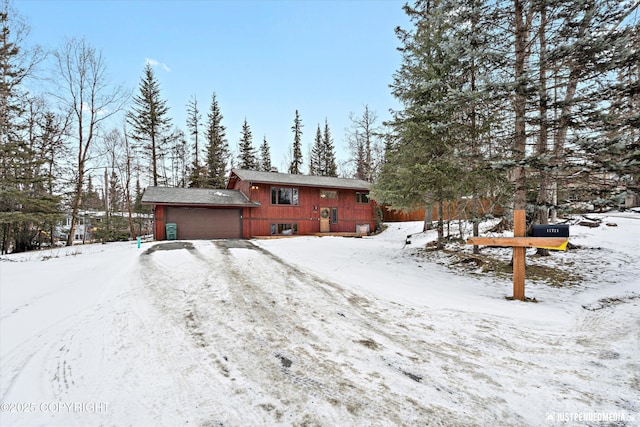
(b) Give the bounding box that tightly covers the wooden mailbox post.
[466,210,568,301]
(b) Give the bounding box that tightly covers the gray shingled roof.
[231,169,370,190]
[141,187,260,206]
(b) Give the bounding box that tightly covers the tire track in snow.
[133,241,469,425]
[202,241,472,426]
[1,303,104,403]
[233,242,640,425]
[124,239,638,426]
[123,241,264,425]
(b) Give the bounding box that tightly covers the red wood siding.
[154,205,166,240]
[231,180,374,237]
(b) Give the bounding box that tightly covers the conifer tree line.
[373,0,639,249]
[0,1,371,252]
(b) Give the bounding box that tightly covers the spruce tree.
[550,0,640,210]
[205,92,228,187]
[127,64,172,187]
[439,0,507,250]
[375,0,639,245]
[309,124,323,176]
[322,118,338,177]
[81,175,102,210]
[237,118,257,170]
[483,0,640,218]
[259,136,272,172]
[186,95,206,188]
[289,109,304,174]
[133,177,150,214]
[0,5,60,253]
[373,0,467,248]
[38,110,67,200]
[308,119,337,177]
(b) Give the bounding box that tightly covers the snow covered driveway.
[1,217,639,426]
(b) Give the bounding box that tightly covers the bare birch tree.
[52,37,128,246]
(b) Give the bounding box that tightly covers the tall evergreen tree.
[108,169,122,212]
[127,63,171,187]
[205,92,228,187]
[38,109,68,200]
[511,0,528,212]
[309,119,338,177]
[438,0,507,251]
[309,124,323,176]
[375,0,639,248]
[186,95,206,187]
[322,118,338,177]
[373,0,467,248]
[237,118,257,170]
[259,135,272,172]
[0,4,61,253]
[133,177,150,215]
[81,174,103,210]
[29,100,69,248]
[550,0,639,211]
[289,109,304,174]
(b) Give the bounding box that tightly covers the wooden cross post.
[512,210,526,300]
[466,210,568,301]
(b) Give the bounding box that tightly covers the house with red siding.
[142,169,375,240]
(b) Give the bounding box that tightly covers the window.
[271,223,298,236]
[331,208,338,224]
[271,187,299,205]
[356,224,370,234]
[356,192,370,204]
[320,190,337,199]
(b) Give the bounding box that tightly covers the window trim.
[356,192,370,204]
[271,186,299,206]
[320,189,338,199]
[271,223,299,236]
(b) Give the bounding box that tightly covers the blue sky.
[17,0,409,174]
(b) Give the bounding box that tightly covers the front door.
[320,207,331,232]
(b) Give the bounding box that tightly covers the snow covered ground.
[1,212,638,426]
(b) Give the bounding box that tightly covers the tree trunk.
[125,145,135,239]
[66,164,84,246]
[536,3,550,257]
[549,3,593,221]
[423,193,433,231]
[513,0,528,212]
[152,131,158,186]
[470,45,480,254]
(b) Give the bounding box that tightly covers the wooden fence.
[382,198,504,222]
